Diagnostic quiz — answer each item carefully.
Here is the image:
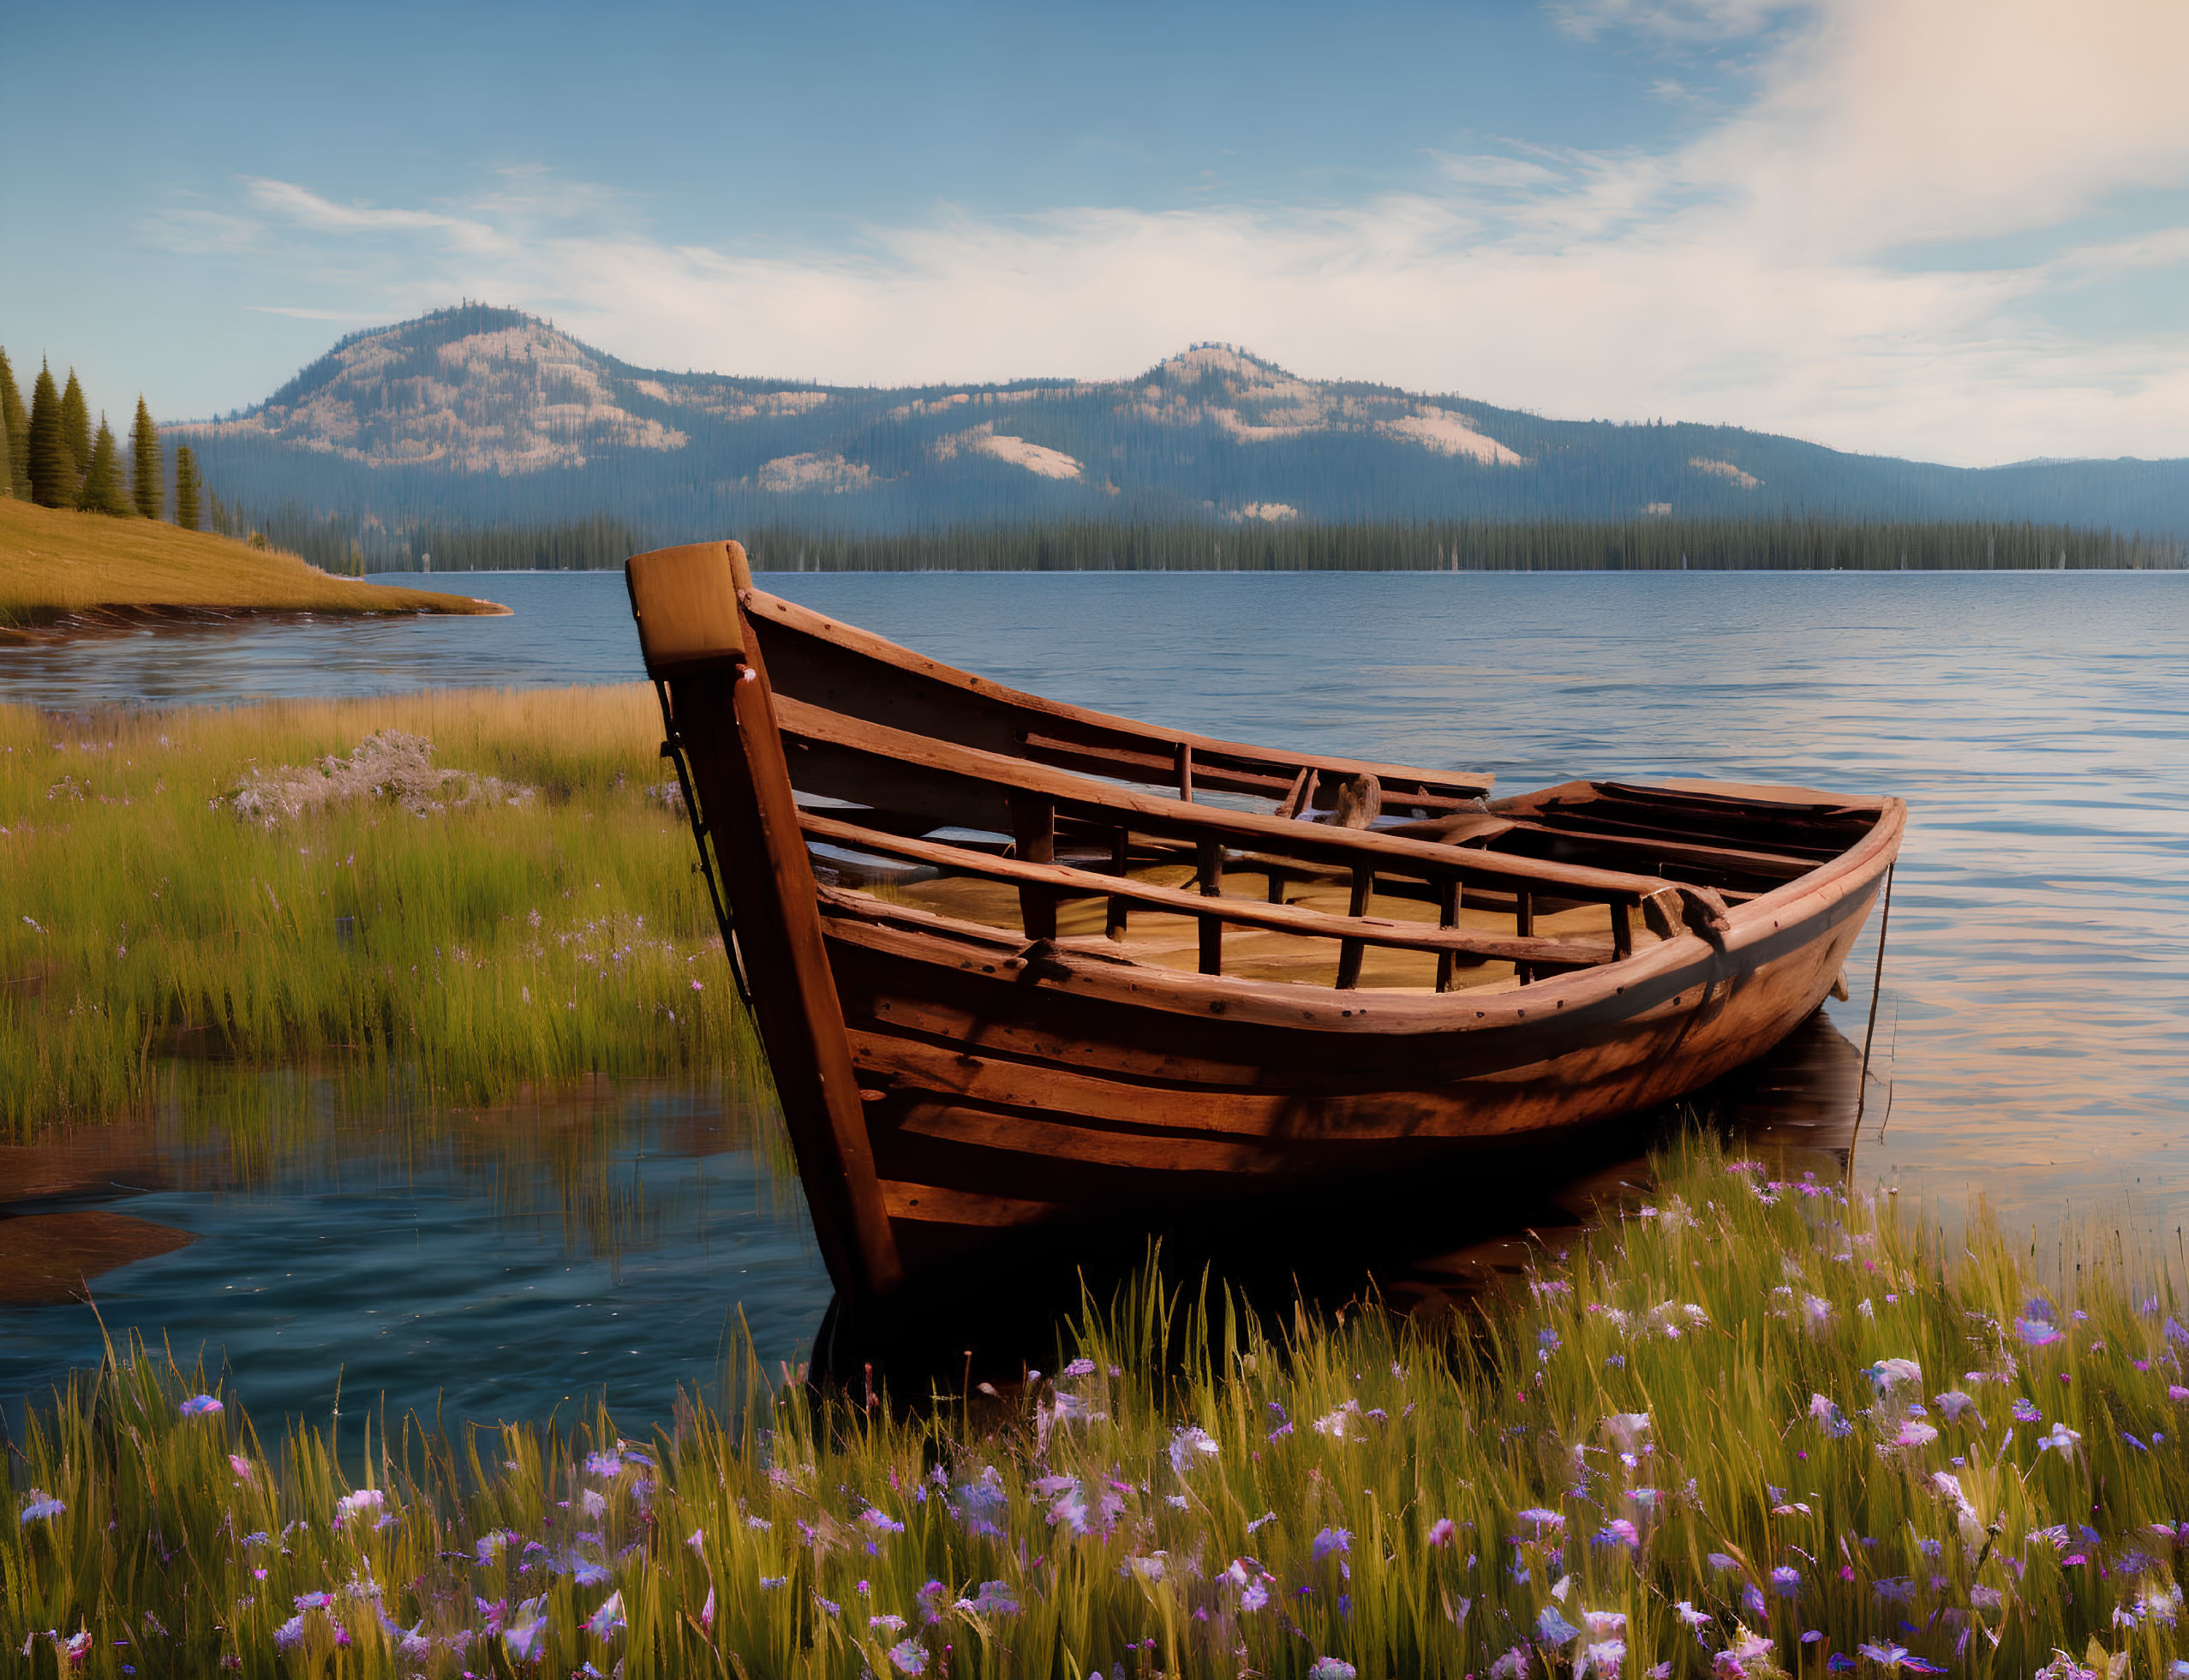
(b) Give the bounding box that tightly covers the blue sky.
[5,0,2186,465]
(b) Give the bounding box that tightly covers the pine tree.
[77,416,130,515]
[27,362,74,507]
[129,396,162,519]
[58,370,90,486]
[208,489,230,535]
[173,445,201,530]
[0,349,29,499]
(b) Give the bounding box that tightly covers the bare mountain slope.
[176,305,2189,535]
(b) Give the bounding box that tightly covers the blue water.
[4,568,2187,1431]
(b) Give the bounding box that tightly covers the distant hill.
[175,304,2189,540]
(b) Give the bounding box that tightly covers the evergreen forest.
[238,506,2184,576]
[0,343,213,531]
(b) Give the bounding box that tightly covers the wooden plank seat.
[800,810,1630,974]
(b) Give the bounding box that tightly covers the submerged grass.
[0,685,760,1138]
[9,1139,2189,1678]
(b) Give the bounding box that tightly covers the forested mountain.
[174,304,2189,552]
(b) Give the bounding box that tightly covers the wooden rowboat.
[626,541,1905,1315]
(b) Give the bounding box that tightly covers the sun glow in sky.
[8,0,2188,465]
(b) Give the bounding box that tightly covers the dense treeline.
[324,512,2184,574]
[736,515,2181,571]
[0,342,209,528]
[402,516,643,572]
[236,507,641,574]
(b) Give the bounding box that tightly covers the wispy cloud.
[159,0,2189,465]
[241,177,505,253]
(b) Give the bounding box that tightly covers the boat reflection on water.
[811,1007,1878,1390]
[0,1014,1875,1430]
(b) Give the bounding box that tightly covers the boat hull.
[824,830,1886,1264]
[623,539,1904,1306]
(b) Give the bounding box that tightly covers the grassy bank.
[0,685,756,1138]
[0,499,503,637]
[8,1139,2189,1677]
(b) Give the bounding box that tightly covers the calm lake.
[5,569,2186,1433]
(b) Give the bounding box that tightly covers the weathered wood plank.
[801,812,1621,968]
[1008,790,1057,940]
[880,1180,1061,1227]
[630,545,903,1300]
[775,693,1667,906]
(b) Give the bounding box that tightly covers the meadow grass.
[0,685,760,1139]
[0,499,499,633]
[9,1137,2189,1679]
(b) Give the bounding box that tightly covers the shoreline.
[7,1139,2184,1677]
[0,498,508,643]
[0,595,511,648]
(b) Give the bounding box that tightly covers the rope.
[1850,861,1896,1147]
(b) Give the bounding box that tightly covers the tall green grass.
[9,1139,2189,1678]
[0,685,760,1138]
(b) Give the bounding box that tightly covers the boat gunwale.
[744,584,1498,801]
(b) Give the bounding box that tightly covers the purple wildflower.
[18,1492,64,1525]
[586,1591,625,1640]
[1169,1425,1220,1478]
[178,1394,223,1418]
[1867,1359,1923,1394]
[333,1488,384,1523]
[1537,1606,1582,1644]
[1934,1390,1980,1424]
[955,1581,1021,1617]
[1771,1566,1802,1597]
[888,1640,929,1675]
[1309,1661,1359,1680]
[2013,1397,2042,1423]
[1428,1517,1456,1547]
[1313,1527,1353,1562]
[2017,1318,2064,1348]
[1517,1508,1568,1536]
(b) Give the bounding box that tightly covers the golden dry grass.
[0,498,505,633]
